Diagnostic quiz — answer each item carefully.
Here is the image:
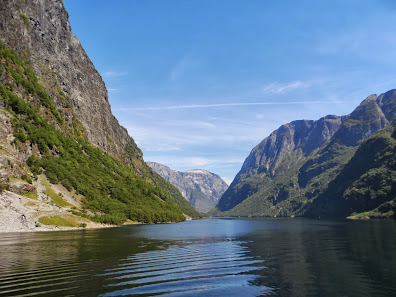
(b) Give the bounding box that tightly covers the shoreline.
[0,190,131,233]
[0,190,193,233]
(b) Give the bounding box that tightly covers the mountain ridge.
[216,89,396,218]
[148,162,228,213]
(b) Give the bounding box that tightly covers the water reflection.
[0,218,395,296]
[99,241,270,296]
[241,219,396,297]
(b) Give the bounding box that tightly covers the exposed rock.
[0,109,29,184]
[240,115,344,178]
[0,0,141,165]
[148,162,228,213]
[0,0,201,229]
[0,189,110,233]
[217,89,396,218]
[10,182,36,194]
[218,115,344,212]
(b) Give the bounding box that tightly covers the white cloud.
[189,157,211,167]
[118,100,330,111]
[261,81,311,94]
[150,156,244,170]
[125,121,271,153]
[191,121,216,129]
[102,71,128,78]
[222,177,233,185]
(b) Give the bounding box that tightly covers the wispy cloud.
[315,25,396,63]
[151,156,245,170]
[262,81,311,94]
[102,71,128,78]
[170,55,199,83]
[118,100,337,111]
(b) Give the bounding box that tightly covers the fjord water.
[0,219,395,297]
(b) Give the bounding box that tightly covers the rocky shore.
[0,188,111,233]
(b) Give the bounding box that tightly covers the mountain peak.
[148,162,228,213]
[217,89,396,217]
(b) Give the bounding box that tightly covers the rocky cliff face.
[0,0,141,165]
[218,115,344,212]
[240,115,344,178]
[217,89,396,218]
[148,162,228,213]
[0,0,201,229]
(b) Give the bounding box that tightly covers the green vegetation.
[0,40,187,225]
[348,200,396,219]
[0,41,63,123]
[307,123,396,218]
[21,192,38,200]
[21,174,33,184]
[24,200,37,207]
[221,152,307,217]
[39,215,85,227]
[20,13,29,27]
[217,94,396,219]
[41,178,72,207]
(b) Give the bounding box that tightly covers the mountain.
[0,0,200,230]
[305,122,396,219]
[147,162,229,213]
[216,89,396,218]
[217,115,344,212]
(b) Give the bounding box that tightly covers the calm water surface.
[0,218,395,296]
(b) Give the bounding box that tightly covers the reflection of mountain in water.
[0,219,395,296]
[242,219,396,297]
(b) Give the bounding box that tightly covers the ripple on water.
[99,241,271,297]
[0,240,270,297]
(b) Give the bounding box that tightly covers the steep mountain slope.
[148,162,228,213]
[218,115,344,212]
[0,0,138,164]
[0,0,200,228]
[217,89,396,218]
[305,122,396,218]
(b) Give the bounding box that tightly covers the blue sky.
[64,0,396,184]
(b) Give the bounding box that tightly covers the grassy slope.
[0,41,199,224]
[220,150,307,217]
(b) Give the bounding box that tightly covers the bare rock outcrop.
[0,0,141,165]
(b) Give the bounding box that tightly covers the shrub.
[0,40,186,225]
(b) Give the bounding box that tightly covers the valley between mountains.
[0,0,394,233]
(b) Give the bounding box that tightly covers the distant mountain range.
[148,162,228,213]
[216,89,396,219]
